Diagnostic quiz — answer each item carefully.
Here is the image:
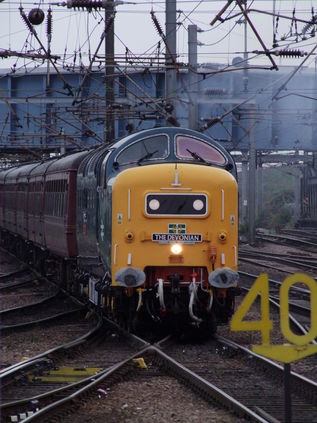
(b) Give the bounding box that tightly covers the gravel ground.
[240,241,317,279]
[0,279,58,311]
[218,297,317,382]
[0,248,25,274]
[1,242,316,388]
[0,248,58,311]
[0,314,95,367]
[60,374,249,423]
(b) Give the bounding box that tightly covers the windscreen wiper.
[186,148,206,163]
[137,150,158,165]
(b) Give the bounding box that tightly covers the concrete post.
[248,107,256,245]
[257,153,263,219]
[241,153,249,224]
[105,2,115,143]
[188,25,198,130]
[165,0,177,123]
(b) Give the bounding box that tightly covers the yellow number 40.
[230,273,317,363]
[230,274,273,345]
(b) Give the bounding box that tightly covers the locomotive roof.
[0,127,236,182]
[110,127,231,157]
[106,126,236,178]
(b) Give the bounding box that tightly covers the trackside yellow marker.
[230,273,317,363]
[28,367,102,383]
[133,357,147,369]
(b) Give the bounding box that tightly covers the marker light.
[149,199,160,210]
[193,199,204,211]
[171,243,183,255]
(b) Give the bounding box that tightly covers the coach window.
[115,135,169,166]
[175,135,227,165]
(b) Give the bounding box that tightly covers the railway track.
[159,335,317,423]
[0,318,149,422]
[1,244,317,421]
[0,307,99,370]
[223,261,317,384]
[280,228,317,245]
[0,268,39,291]
[7,331,317,423]
[0,247,26,275]
[0,291,85,332]
[0,271,58,311]
[239,248,317,276]
[239,271,312,334]
[256,231,317,252]
[2,337,256,423]
[2,295,316,422]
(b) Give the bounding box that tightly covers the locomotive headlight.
[193,199,204,211]
[171,243,183,255]
[149,198,160,211]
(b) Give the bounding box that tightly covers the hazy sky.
[1,1,317,72]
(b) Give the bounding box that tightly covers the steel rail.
[240,285,310,316]
[156,334,317,421]
[240,252,317,273]
[148,346,269,423]
[239,271,311,296]
[20,344,268,423]
[0,315,104,381]
[20,345,152,422]
[1,325,150,412]
[0,268,29,282]
[0,269,38,290]
[0,290,60,315]
[217,335,317,388]
[1,307,86,332]
[256,233,317,250]
[268,297,317,346]
[239,275,315,344]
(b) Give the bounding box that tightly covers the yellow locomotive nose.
[112,163,238,277]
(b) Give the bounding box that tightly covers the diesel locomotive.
[0,127,239,334]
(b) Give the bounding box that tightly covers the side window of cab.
[115,135,169,166]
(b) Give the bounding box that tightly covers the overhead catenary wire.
[19,6,74,95]
[71,10,116,105]
[1,0,317,158]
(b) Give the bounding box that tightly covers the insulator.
[28,8,45,25]
[125,122,134,133]
[203,116,221,130]
[67,0,107,11]
[166,114,180,127]
[151,11,165,39]
[20,8,35,33]
[165,103,174,113]
[204,88,228,96]
[302,14,317,35]
[302,21,315,35]
[276,49,306,58]
[47,9,52,38]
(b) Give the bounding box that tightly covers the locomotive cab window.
[115,135,169,166]
[175,135,227,166]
